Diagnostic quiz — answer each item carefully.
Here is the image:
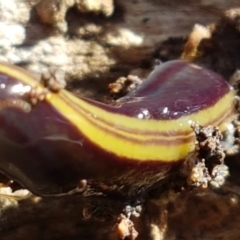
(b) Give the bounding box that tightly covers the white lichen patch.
[76,0,114,17]
[105,28,143,47]
[0,23,26,47]
[0,0,30,23]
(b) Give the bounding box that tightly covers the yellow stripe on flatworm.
[58,90,234,162]
[63,89,234,139]
[60,91,232,152]
[0,63,235,162]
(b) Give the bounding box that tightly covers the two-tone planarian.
[0,60,235,199]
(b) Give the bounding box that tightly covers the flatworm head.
[0,61,235,197]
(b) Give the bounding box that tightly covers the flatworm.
[0,60,235,197]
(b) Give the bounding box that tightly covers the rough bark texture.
[1,1,240,240]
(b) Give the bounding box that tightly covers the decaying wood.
[0,0,238,85]
[1,1,240,240]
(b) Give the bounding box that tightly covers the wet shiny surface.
[0,61,235,197]
[115,61,231,119]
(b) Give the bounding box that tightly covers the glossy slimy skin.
[0,60,235,197]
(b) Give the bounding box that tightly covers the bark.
[1,1,240,240]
